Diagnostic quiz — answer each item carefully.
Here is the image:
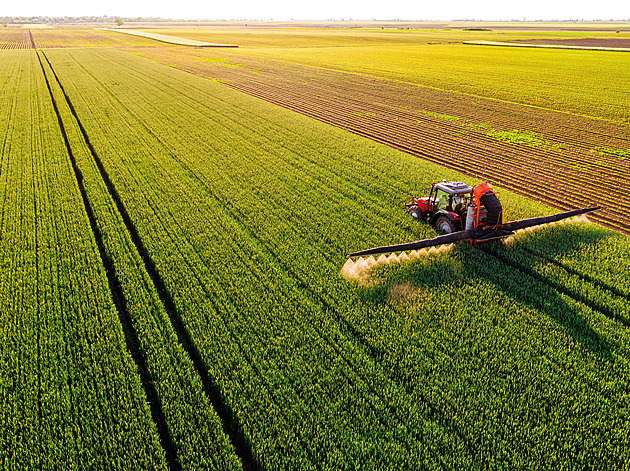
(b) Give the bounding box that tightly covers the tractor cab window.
[435,189,450,211]
[451,194,466,212]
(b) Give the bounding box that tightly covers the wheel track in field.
[78,48,479,465]
[37,48,629,466]
[57,48,630,462]
[38,50,259,471]
[28,30,36,49]
[55,50,326,469]
[36,51,181,470]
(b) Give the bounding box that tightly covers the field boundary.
[464,40,630,52]
[97,28,238,47]
[145,49,627,233]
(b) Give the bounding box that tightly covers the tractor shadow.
[361,225,618,361]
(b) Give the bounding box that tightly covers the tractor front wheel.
[435,216,456,234]
[407,205,422,219]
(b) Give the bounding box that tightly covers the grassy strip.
[98,28,237,47]
[464,39,630,52]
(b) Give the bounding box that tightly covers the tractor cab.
[407,180,473,233]
[432,181,472,214]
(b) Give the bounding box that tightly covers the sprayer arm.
[347,206,600,258]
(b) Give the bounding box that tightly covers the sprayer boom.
[347,206,600,258]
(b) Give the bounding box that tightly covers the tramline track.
[39,49,259,470]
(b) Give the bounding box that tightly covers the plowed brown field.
[131,47,630,233]
[0,28,33,49]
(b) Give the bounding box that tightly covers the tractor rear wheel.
[435,216,456,234]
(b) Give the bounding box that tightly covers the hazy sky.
[5,0,629,21]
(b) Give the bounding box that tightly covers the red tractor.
[347,179,599,258]
[406,180,503,235]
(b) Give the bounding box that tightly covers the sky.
[3,0,629,21]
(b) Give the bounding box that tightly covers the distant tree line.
[0,16,172,25]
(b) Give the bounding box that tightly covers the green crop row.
[44,48,458,470]
[37,50,242,471]
[508,220,630,298]
[0,50,166,469]
[482,224,630,327]
[44,47,630,468]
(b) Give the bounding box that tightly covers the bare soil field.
[128,46,630,233]
[0,28,32,49]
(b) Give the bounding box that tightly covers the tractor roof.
[435,181,473,195]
